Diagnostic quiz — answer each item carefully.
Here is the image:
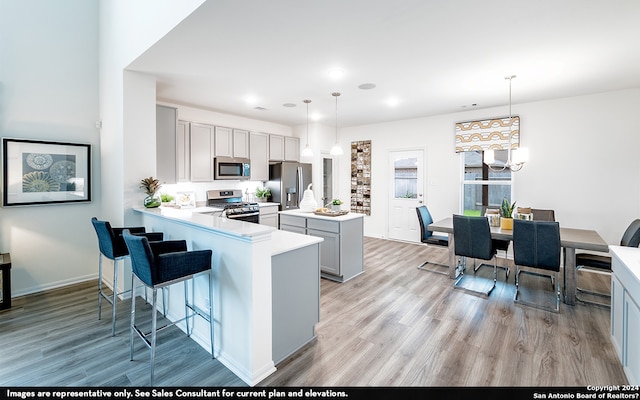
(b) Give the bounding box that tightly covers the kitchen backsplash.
[161,180,266,205]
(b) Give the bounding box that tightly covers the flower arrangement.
[332,199,343,205]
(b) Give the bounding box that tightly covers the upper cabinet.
[156,105,178,184]
[269,134,300,162]
[156,109,297,182]
[190,122,215,182]
[285,136,300,162]
[233,129,250,158]
[269,134,285,161]
[176,121,190,182]
[215,127,250,158]
[214,126,233,157]
[250,132,269,182]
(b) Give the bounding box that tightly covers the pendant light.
[301,99,313,157]
[330,92,343,156]
[485,75,528,172]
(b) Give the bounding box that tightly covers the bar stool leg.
[150,288,158,386]
[111,258,119,336]
[98,254,103,320]
[184,280,191,337]
[209,271,214,358]
[130,273,136,361]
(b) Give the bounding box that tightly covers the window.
[394,157,417,198]
[461,150,512,215]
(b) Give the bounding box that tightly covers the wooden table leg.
[564,247,576,306]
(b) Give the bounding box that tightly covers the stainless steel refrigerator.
[267,162,312,210]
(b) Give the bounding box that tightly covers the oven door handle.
[226,212,260,219]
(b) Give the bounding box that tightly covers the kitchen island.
[279,209,365,282]
[132,207,322,386]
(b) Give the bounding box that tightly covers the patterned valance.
[455,116,520,153]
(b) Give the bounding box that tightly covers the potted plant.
[140,176,162,208]
[255,186,271,202]
[160,193,175,206]
[500,197,516,230]
[331,198,343,212]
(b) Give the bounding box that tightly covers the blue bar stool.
[91,217,164,336]
[122,230,214,386]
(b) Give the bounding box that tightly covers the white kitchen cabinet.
[233,129,250,158]
[190,122,215,182]
[284,136,300,162]
[250,132,269,181]
[279,211,364,282]
[214,126,233,157]
[156,105,178,184]
[176,120,190,182]
[269,134,285,161]
[269,134,300,162]
[259,204,278,227]
[610,246,640,384]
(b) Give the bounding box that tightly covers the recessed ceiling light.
[254,106,267,111]
[282,103,296,108]
[386,97,399,107]
[358,83,376,90]
[310,112,322,121]
[245,95,258,105]
[327,68,344,79]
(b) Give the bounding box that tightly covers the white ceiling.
[128,0,640,128]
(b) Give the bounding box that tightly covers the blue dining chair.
[416,205,449,274]
[452,214,498,296]
[512,219,562,313]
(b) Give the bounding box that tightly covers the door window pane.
[394,157,417,198]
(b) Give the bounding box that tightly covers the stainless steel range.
[206,189,260,223]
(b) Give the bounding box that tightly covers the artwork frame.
[2,138,91,207]
[350,140,371,216]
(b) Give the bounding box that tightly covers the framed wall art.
[2,138,91,206]
[350,140,371,215]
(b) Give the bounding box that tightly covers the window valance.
[455,116,520,153]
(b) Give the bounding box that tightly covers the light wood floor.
[0,237,626,386]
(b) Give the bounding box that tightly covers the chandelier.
[485,75,528,172]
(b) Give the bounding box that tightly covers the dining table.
[427,217,609,305]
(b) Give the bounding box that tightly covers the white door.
[388,149,425,242]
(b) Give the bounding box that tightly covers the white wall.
[0,0,101,296]
[99,0,205,226]
[339,89,640,245]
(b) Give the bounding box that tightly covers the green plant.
[160,193,174,203]
[140,176,161,195]
[500,197,516,218]
[332,199,343,205]
[255,187,271,198]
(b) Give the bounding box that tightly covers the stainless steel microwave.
[214,157,251,180]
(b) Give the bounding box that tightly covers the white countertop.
[279,209,365,222]
[135,207,274,239]
[611,245,640,291]
[136,206,323,255]
[271,230,323,256]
